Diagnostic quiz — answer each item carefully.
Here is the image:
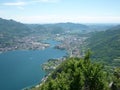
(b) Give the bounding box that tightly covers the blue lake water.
[0,40,67,90]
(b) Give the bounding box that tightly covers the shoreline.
[22,57,67,90]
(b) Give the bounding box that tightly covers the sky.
[0,0,120,23]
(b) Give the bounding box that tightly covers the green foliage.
[111,67,120,90]
[87,25,120,67]
[0,18,31,36]
[37,53,110,90]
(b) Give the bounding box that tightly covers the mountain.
[54,22,89,30]
[0,18,33,49]
[0,18,31,36]
[87,24,117,32]
[87,25,120,67]
[45,22,89,33]
[27,22,89,34]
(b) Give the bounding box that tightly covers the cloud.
[2,1,26,10]
[2,0,60,6]
[12,15,67,23]
[32,0,60,3]
[77,16,120,23]
[2,0,60,9]
[14,15,120,23]
[3,2,26,6]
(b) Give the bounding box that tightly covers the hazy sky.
[0,0,120,23]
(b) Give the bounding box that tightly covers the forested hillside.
[0,18,31,37]
[87,25,120,67]
[0,18,31,44]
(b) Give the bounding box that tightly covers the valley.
[0,18,120,90]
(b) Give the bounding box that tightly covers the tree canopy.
[35,52,111,90]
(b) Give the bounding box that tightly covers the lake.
[0,40,67,90]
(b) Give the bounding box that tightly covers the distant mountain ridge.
[0,18,90,36]
[48,22,89,30]
[27,22,90,34]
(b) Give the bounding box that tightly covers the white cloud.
[2,0,60,6]
[3,2,26,6]
[32,0,60,3]
[5,15,120,24]
[16,15,62,23]
[77,16,120,23]
[12,15,120,24]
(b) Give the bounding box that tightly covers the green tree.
[36,51,110,90]
[111,67,120,90]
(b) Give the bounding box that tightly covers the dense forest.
[32,51,120,90]
[87,25,120,67]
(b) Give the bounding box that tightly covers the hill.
[0,18,31,44]
[87,25,120,67]
[0,18,31,37]
[52,22,89,33]
[0,18,34,52]
[27,22,89,34]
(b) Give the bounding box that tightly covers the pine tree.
[35,51,110,90]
